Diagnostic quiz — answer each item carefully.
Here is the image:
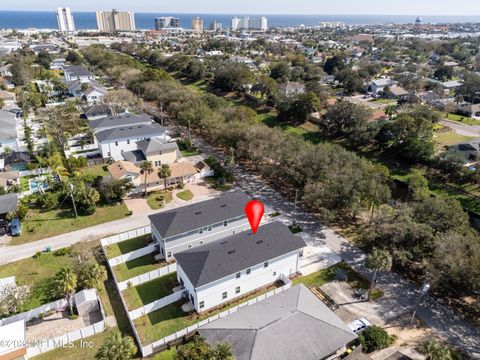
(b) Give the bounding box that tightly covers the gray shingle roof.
[122,150,146,162]
[199,284,357,360]
[84,104,125,118]
[64,65,93,77]
[0,110,17,142]
[88,113,153,132]
[136,138,179,155]
[0,193,18,215]
[95,123,165,143]
[149,190,249,239]
[174,221,306,287]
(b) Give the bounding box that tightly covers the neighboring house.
[95,123,167,161]
[0,110,19,154]
[447,142,479,162]
[50,57,66,71]
[442,80,462,91]
[199,284,357,360]
[88,113,153,133]
[384,85,409,100]
[175,221,306,312]
[0,171,19,190]
[367,78,394,94]
[83,104,125,121]
[63,65,95,82]
[83,86,106,104]
[279,82,305,97]
[30,44,58,54]
[67,79,105,99]
[457,103,480,118]
[125,138,180,166]
[107,160,141,184]
[149,190,251,260]
[0,193,17,219]
[194,160,214,179]
[0,320,27,360]
[0,90,15,108]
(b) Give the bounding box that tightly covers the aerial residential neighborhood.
[0,1,480,360]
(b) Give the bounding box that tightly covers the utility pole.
[69,183,78,218]
[292,189,299,226]
[160,103,164,127]
[410,271,430,326]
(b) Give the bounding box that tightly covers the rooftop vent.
[220,241,228,245]
[195,211,202,215]
[228,250,236,255]
[256,240,263,245]
[220,204,227,208]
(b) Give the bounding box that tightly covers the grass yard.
[11,202,130,245]
[176,190,194,201]
[134,284,278,344]
[370,98,397,105]
[122,272,178,310]
[112,254,167,282]
[293,262,383,300]
[147,191,173,210]
[181,149,202,157]
[79,164,110,178]
[433,131,476,147]
[104,235,152,259]
[444,113,480,126]
[152,348,176,360]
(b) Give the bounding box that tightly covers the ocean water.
[1,11,480,30]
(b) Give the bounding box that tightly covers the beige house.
[122,138,180,167]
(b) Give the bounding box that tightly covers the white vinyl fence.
[26,320,106,357]
[140,283,292,357]
[101,226,151,247]
[129,291,184,320]
[108,244,156,267]
[0,299,67,326]
[118,264,177,291]
[18,168,50,177]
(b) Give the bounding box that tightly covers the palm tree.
[95,331,137,360]
[139,161,153,197]
[54,268,78,315]
[78,263,107,290]
[158,164,171,190]
[419,340,452,360]
[212,342,235,360]
[364,248,392,301]
[384,105,398,120]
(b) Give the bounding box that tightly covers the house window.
[199,301,204,309]
[222,292,227,300]
[236,272,240,279]
[273,271,277,276]
[127,140,130,144]
[208,226,212,231]
[246,268,251,275]
[264,261,269,268]
[107,152,111,157]
[199,228,203,234]
[115,141,118,146]
[167,251,172,258]
[223,220,228,227]
[188,244,192,249]
[200,241,204,245]
[235,286,240,294]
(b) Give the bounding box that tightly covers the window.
[264,261,269,268]
[107,152,111,157]
[222,292,227,300]
[115,141,118,146]
[127,140,130,144]
[199,228,203,234]
[208,226,212,231]
[236,272,240,279]
[199,301,204,309]
[200,241,204,245]
[188,244,192,249]
[223,220,228,227]
[167,251,172,258]
[236,286,240,294]
[273,271,277,276]
[246,268,251,275]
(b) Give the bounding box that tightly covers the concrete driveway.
[124,195,152,214]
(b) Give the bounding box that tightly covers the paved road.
[441,119,480,138]
[191,134,480,358]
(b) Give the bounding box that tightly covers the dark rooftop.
[0,193,18,215]
[95,123,166,143]
[88,113,152,131]
[149,190,249,239]
[174,221,306,287]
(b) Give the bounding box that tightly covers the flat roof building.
[96,9,136,32]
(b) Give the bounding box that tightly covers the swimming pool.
[29,179,48,193]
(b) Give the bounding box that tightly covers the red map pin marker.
[244,200,264,234]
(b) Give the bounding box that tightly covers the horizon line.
[1,10,480,17]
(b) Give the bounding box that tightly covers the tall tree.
[158,164,171,190]
[78,263,108,290]
[364,248,392,301]
[95,331,137,360]
[139,161,154,197]
[54,268,78,314]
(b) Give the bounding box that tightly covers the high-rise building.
[318,21,345,29]
[96,9,136,32]
[56,7,75,32]
[231,16,268,31]
[154,17,180,30]
[191,17,203,32]
[209,21,223,31]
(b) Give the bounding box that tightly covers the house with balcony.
[149,190,251,260]
[174,221,306,312]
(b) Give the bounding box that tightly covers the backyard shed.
[74,289,99,316]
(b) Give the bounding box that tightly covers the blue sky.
[2,0,480,15]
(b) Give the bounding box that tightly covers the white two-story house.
[0,110,19,155]
[149,190,251,260]
[174,221,306,312]
[63,65,95,82]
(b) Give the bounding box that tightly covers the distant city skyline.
[2,0,480,16]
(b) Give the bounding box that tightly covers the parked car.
[10,218,21,236]
[348,318,371,333]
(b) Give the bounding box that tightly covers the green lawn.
[176,190,194,201]
[433,131,476,147]
[293,262,383,300]
[147,191,173,210]
[444,113,480,126]
[122,272,178,310]
[152,348,176,360]
[12,202,130,245]
[79,164,110,178]
[181,149,202,157]
[104,235,152,259]
[112,254,167,282]
[134,284,277,344]
[370,98,397,105]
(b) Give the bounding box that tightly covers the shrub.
[418,339,454,360]
[15,203,29,220]
[33,251,42,259]
[37,192,59,210]
[359,325,394,353]
[53,248,72,257]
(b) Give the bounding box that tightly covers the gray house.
[149,190,251,260]
[199,284,357,360]
[0,193,17,220]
